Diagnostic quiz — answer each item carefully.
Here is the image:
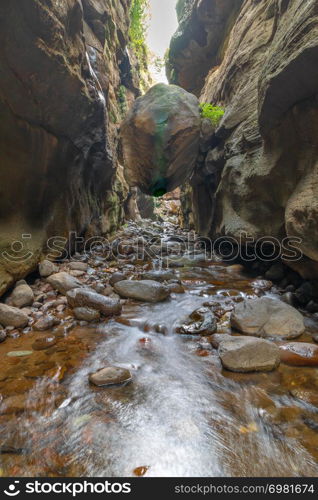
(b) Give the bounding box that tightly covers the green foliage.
[118,85,128,117]
[199,103,225,127]
[129,0,148,61]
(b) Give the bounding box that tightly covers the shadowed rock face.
[0,0,141,295]
[120,83,201,196]
[169,0,318,275]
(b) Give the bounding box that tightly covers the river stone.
[47,272,83,295]
[179,307,217,336]
[34,315,59,331]
[9,282,34,308]
[0,304,29,328]
[69,261,88,271]
[141,270,176,282]
[231,297,305,339]
[209,334,233,348]
[32,334,57,350]
[0,330,6,343]
[114,280,170,303]
[7,351,33,357]
[73,307,100,322]
[109,272,127,286]
[279,342,318,366]
[89,366,132,387]
[121,83,200,195]
[67,288,122,316]
[39,260,59,278]
[218,336,280,373]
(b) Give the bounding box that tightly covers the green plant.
[199,103,225,127]
[129,0,148,60]
[118,85,128,117]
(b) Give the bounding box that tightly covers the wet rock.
[0,395,26,414]
[121,83,200,195]
[67,288,122,316]
[142,270,176,282]
[281,292,295,306]
[9,282,34,308]
[34,315,59,331]
[109,272,127,286]
[0,330,6,343]
[47,272,83,295]
[89,366,132,387]
[279,342,318,366]
[209,333,233,348]
[295,282,314,305]
[179,307,217,336]
[69,262,88,271]
[39,260,59,278]
[231,297,305,339]
[7,351,33,357]
[265,263,285,281]
[114,280,170,303]
[32,334,57,350]
[167,282,185,294]
[218,336,280,373]
[73,307,100,322]
[290,389,318,408]
[306,301,318,313]
[70,270,85,277]
[0,304,29,328]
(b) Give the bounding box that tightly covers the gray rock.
[67,288,122,316]
[34,315,59,331]
[0,330,7,343]
[231,297,305,340]
[109,272,126,286]
[179,307,217,336]
[9,282,34,308]
[218,336,280,372]
[39,260,59,278]
[142,270,176,282]
[73,307,100,322]
[0,304,29,328]
[47,272,83,295]
[114,280,170,303]
[89,366,132,387]
[69,261,88,271]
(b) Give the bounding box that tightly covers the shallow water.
[1,225,318,477]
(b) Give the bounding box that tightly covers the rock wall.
[0,0,143,295]
[168,0,318,276]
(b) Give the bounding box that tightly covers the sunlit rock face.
[169,0,318,274]
[121,83,201,196]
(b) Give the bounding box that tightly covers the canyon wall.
[0,0,143,295]
[168,0,318,276]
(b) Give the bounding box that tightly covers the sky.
[146,0,178,83]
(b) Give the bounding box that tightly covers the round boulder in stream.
[114,280,170,303]
[231,297,305,340]
[218,336,280,373]
[121,83,200,196]
[89,367,132,387]
[67,288,122,316]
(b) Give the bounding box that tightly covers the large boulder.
[114,280,170,303]
[231,297,305,340]
[121,83,201,196]
[0,304,29,328]
[218,335,280,373]
[9,281,34,308]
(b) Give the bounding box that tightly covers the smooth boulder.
[89,366,132,387]
[9,282,34,308]
[218,336,280,373]
[231,297,305,340]
[47,272,83,295]
[67,288,122,316]
[39,260,59,278]
[73,307,100,322]
[114,280,170,303]
[0,304,29,328]
[121,83,200,195]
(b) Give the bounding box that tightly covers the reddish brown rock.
[280,342,318,366]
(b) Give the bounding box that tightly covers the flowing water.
[1,221,318,477]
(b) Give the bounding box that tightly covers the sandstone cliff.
[0,0,143,295]
[168,0,318,276]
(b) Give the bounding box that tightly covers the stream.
[1,219,318,477]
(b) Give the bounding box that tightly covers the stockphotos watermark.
[3,480,131,497]
[1,231,303,264]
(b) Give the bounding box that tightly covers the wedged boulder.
[279,342,318,366]
[67,288,122,316]
[231,297,305,340]
[114,280,170,303]
[9,281,34,308]
[218,336,280,373]
[178,307,217,336]
[39,260,59,278]
[47,272,83,295]
[0,304,29,328]
[121,83,200,196]
[89,366,132,387]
